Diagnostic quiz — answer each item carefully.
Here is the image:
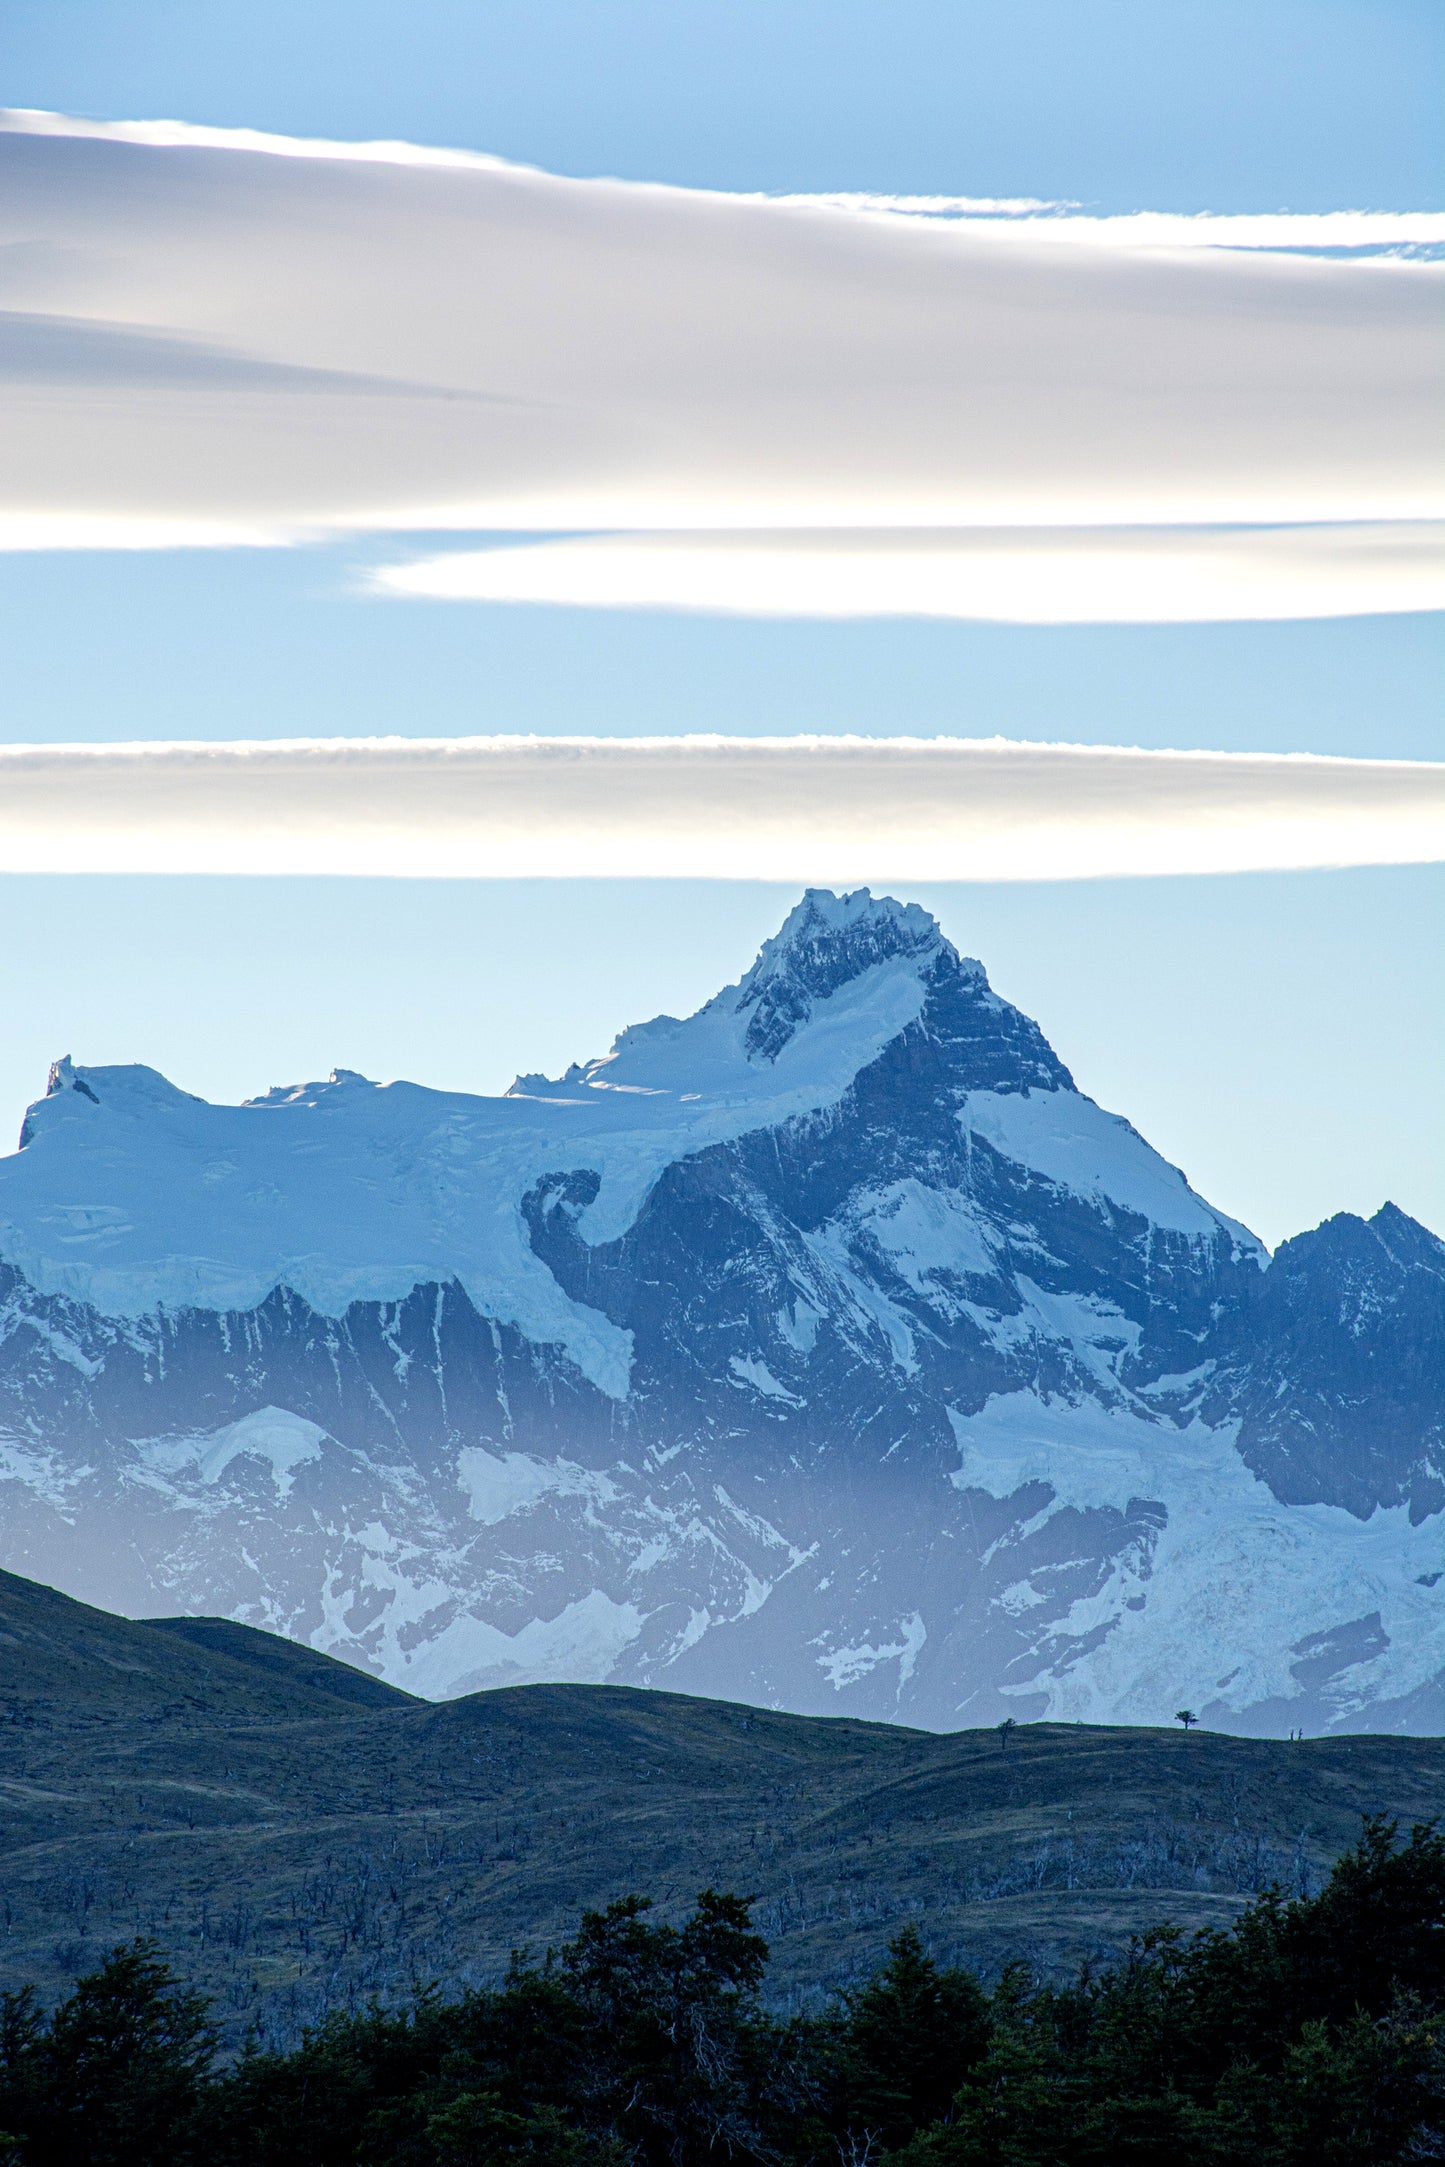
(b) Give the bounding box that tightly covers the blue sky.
[1,0,1441,1247]
[10,0,1443,208]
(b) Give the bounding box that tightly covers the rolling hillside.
[2,1566,1440,2044]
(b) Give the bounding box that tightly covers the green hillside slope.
[1,1568,1439,2044]
[142,1613,413,1708]
[0,1567,403,1727]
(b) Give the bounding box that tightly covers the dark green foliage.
[832,1924,992,2152]
[0,1822,1440,2166]
[0,1941,216,2166]
[891,1819,1445,2167]
[423,2087,610,2166]
[208,1893,767,2167]
[556,1890,769,2162]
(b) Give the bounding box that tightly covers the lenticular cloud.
[377,524,1445,623]
[0,110,1441,622]
[1,736,1440,883]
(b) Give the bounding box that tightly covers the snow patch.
[961,1088,1260,1249]
[728,1355,803,1404]
[456,1446,616,1525]
[948,1391,1445,1725]
[0,1431,86,1506]
[850,1179,997,1287]
[775,1296,821,1353]
[12,1313,100,1378]
[959,1279,1142,1387]
[135,1406,326,1497]
[397,1589,645,1699]
[803,1218,919,1372]
[815,1610,926,1695]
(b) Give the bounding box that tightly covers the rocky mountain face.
[1206,1202,1445,1524]
[0,889,1440,1734]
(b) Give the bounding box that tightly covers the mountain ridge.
[0,889,1439,1732]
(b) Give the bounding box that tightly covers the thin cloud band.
[2,735,1440,882]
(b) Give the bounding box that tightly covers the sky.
[0,0,1442,1248]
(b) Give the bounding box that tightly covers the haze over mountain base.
[0,890,1439,1733]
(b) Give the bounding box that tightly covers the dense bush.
[1,1818,1440,2166]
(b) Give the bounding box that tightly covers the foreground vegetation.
[0,1817,1440,2166]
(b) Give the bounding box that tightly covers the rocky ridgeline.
[0,890,1440,1730]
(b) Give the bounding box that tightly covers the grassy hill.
[0,1568,407,1726]
[1,1567,1440,2045]
[142,1613,413,1709]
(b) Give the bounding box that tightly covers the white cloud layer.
[2,736,1440,883]
[0,110,1441,620]
[376,522,1445,622]
[765,196,1445,252]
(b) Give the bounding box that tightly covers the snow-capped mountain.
[1,889,1441,1733]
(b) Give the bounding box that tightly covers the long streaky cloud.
[377,523,1445,622]
[0,111,1441,622]
[2,736,1440,883]
[765,196,1445,251]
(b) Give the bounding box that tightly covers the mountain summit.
[0,891,1439,1733]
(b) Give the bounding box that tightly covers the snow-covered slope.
[4,895,945,1391]
[0,890,1439,1733]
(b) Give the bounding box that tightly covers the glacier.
[0,887,1440,1733]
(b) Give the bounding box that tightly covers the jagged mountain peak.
[3,894,1246,1341]
[735,888,955,1063]
[17,1054,99,1146]
[741,888,949,991]
[1218,1197,1445,1525]
[1268,1200,1445,1289]
[0,893,966,1356]
[44,1054,90,1100]
[243,1068,379,1110]
[19,1059,203,1149]
[511,888,955,1096]
[1369,1200,1445,1274]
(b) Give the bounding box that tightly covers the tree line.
[0,1816,1440,2166]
